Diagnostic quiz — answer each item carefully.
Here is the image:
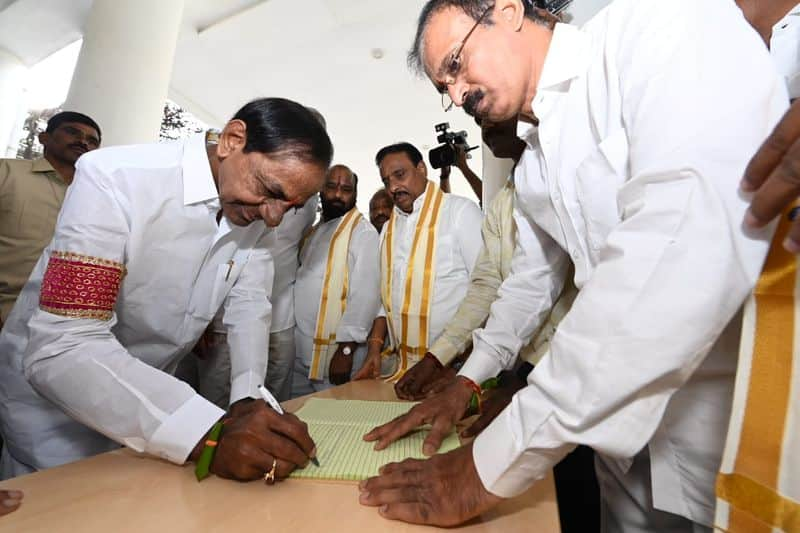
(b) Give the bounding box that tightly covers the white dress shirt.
[294,213,381,365]
[462,0,788,526]
[380,189,483,349]
[0,134,273,477]
[267,196,318,333]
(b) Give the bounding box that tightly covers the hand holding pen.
[193,389,318,482]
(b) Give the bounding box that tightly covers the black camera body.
[531,0,572,14]
[428,122,471,169]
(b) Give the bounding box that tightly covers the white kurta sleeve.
[453,199,484,277]
[336,221,382,343]
[458,204,569,384]
[23,155,224,465]
[471,0,788,497]
[223,229,274,404]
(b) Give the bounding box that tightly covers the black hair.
[232,98,333,167]
[408,0,549,76]
[46,111,102,140]
[374,142,424,167]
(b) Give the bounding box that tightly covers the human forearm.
[455,162,483,203]
[25,310,224,464]
[429,247,502,364]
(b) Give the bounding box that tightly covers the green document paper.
[289,398,461,481]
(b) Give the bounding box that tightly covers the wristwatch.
[342,346,352,356]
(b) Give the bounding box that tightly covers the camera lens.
[428,145,456,169]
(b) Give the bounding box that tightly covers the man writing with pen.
[0,98,326,484]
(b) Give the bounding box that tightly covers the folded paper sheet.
[289,398,461,481]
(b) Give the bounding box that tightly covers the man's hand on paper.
[394,353,442,400]
[420,367,458,398]
[195,401,317,482]
[743,99,800,252]
[358,443,503,526]
[363,377,473,455]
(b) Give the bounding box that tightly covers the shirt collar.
[182,132,219,206]
[394,181,432,218]
[531,22,591,106]
[774,3,800,30]
[516,120,539,150]
[31,158,55,173]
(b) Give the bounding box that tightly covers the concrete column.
[0,49,26,157]
[64,0,185,146]
[481,144,515,207]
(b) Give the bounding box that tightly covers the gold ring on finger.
[264,458,277,485]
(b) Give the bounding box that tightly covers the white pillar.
[481,145,515,207]
[0,49,26,158]
[64,0,185,146]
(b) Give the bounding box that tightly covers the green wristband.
[467,391,484,417]
[480,377,499,391]
[194,420,224,481]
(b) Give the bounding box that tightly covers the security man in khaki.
[0,111,101,328]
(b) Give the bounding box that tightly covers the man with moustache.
[357,1,787,531]
[368,188,393,233]
[292,165,381,393]
[354,142,482,383]
[0,98,328,483]
[0,111,102,329]
[393,118,541,401]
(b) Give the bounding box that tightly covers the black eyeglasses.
[439,4,494,112]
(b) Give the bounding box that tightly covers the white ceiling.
[169,0,483,209]
[0,0,610,210]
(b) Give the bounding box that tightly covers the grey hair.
[407,0,550,77]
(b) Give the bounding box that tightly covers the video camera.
[531,0,572,14]
[428,123,478,169]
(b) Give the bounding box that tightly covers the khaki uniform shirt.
[0,158,67,321]
[429,182,577,367]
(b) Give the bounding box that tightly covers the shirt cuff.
[230,369,262,405]
[458,340,505,384]
[335,324,368,344]
[429,335,460,366]
[147,394,225,465]
[472,402,569,498]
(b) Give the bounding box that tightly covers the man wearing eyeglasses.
[0,111,102,331]
[357,0,788,531]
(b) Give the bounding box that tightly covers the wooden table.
[0,381,560,532]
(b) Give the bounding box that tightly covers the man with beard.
[293,164,381,393]
[353,143,482,382]
[368,188,393,233]
[357,1,787,531]
[0,111,101,329]
[0,98,327,482]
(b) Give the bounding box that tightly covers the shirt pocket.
[575,127,629,253]
[0,194,58,241]
[198,249,251,321]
